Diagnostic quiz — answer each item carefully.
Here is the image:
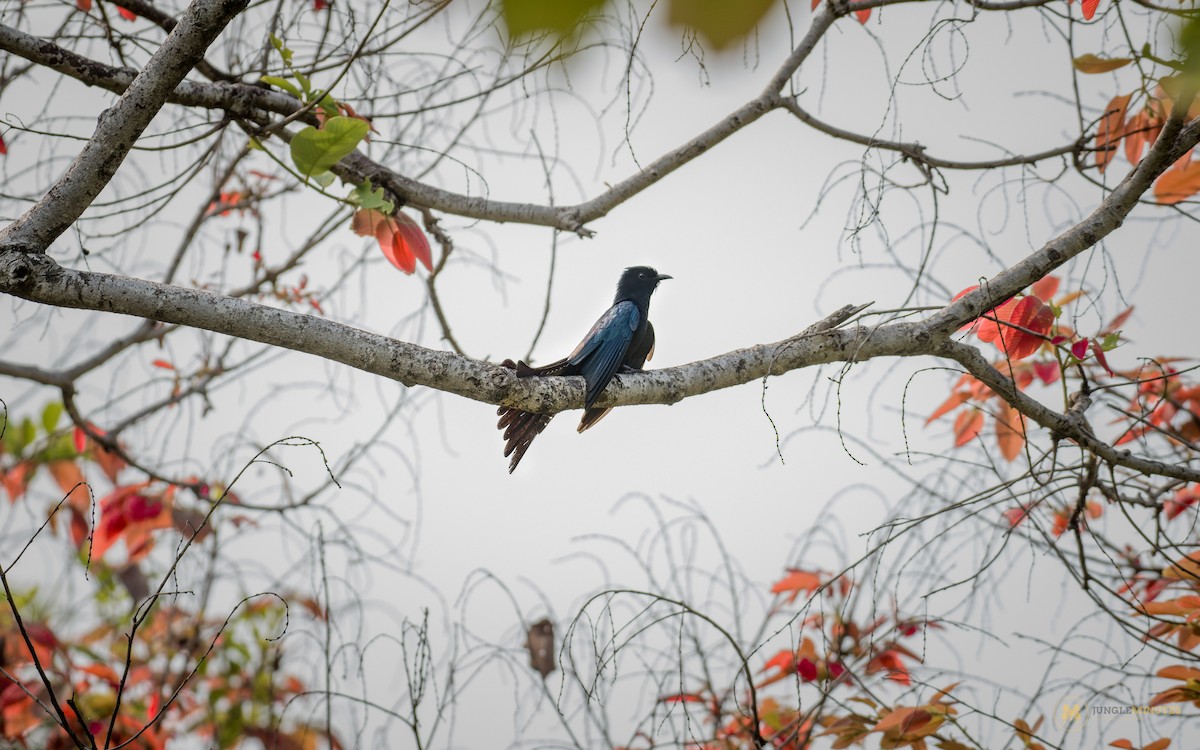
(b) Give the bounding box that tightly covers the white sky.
[3,1,1200,748]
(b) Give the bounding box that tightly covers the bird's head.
[615,266,672,302]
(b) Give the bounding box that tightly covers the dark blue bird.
[497,266,671,472]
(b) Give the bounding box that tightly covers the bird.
[497,265,671,472]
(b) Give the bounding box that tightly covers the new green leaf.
[289,117,369,179]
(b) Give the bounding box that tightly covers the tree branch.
[0,0,251,253]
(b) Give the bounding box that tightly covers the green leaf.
[1101,332,1121,351]
[261,75,302,99]
[289,117,369,178]
[501,0,606,37]
[43,433,76,462]
[293,70,312,96]
[352,180,394,213]
[667,0,775,51]
[18,418,35,452]
[312,171,336,188]
[315,93,339,118]
[248,137,265,151]
[41,402,63,433]
[1072,54,1133,74]
[268,33,293,65]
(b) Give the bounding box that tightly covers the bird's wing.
[567,301,639,409]
[577,321,655,434]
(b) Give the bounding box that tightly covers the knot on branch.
[0,245,51,292]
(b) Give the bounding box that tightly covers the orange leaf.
[771,569,823,602]
[1163,552,1200,581]
[1125,110,1147,164]
[1157,664,1200,681]
[953,409,983,447]
[1103,306,1134,334]
[1145,739,1171,750]
[997,296,1055,360]
[926,391,969,425]
[1095,94,1130,173]
[1110,742,1135,750]
[855,7,870,23]
[1154,158,1200,204]
[872,707,931,735]
[994,401,1025,462]
[47,460,88,511]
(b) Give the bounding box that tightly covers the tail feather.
[577,407,611,433]
[496,358,565,473]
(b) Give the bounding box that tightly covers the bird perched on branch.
[497,266,672,472]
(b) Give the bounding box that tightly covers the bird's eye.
[638,272,645,278]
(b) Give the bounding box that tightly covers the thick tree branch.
[3,250,1195,485]
[0,0,251,253]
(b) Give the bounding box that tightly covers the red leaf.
[974,299,1016,343]
[151,359,174,370]
[1081,0,1100,20]
[1155,157,1200,204]
[1092,339,1114,376]
[953,409,983,447]
[2,462,32,503]
[1004,505,1030,528]
[855,7,870,23]
[1095,94,1130,173]
[73,426,87,454]
[0,133,7,155]
[1032,360,1060,385]
[659,693,704,703]
[76,0,92,10]
[1114,424,1149,445]
[1029,275,1060,301]
[1071,338,1089,360]
[117,7,136,20]
[314,0,329,9]
[1165,485,1200,520]
[866,650,911,685]
[392,211,433,272]
[797,658,818,682]
[352,208,432,275]
[997,296,1054,360]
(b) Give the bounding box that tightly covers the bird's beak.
[656,274,673,282]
